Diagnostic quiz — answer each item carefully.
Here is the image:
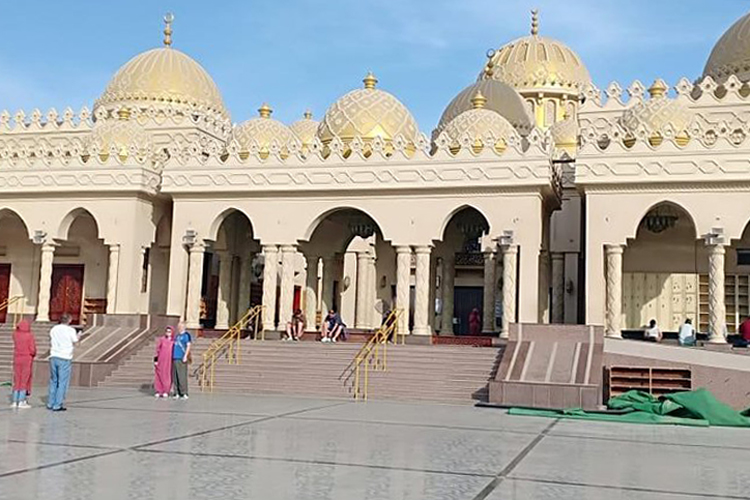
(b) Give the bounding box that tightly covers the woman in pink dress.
[154,326,174,398]
[12,320,36,408]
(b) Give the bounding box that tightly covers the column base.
[499,330,509,339]
[412,327,432,336]
[186,321,201,331]
[605,331,623,339]
[215,322,230,330]
[707,334,726,344]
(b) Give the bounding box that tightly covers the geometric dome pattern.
[704,11,750,83]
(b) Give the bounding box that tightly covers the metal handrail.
[198,304,265,392]
[341,309,403,401]
[0,295,24,328]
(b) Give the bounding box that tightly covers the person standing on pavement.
[12,320,37,408]
[47,313,80,411]
[153,326,175,398]
[172,321,192,400]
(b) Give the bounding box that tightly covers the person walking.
[172,321,192,400]
[153,326,175,398]
[11,320,37,408]
[468,308,481,336]
[47,313,79,412]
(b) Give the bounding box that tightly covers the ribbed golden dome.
[289,110,319,149]
[231,104,296,158]
[438,91,514,154]
[87,110,152,161]
[480,10,590,95]
[434,79,532,140]
[621,80,692,147]
[95,16,228,119]
[704,11,750,83]
[316,72,420,153]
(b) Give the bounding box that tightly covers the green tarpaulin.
[508,388,750,427]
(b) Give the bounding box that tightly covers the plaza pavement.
[0,387,749,499]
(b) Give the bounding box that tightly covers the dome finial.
[163,12,174,47]
[648,79,668,99]
[303,109,313,120]
[471,91,487,109]
[363,71,378,90]
[531,9,539,36]
[258,103,273,118]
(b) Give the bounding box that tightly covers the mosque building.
[2,9,750,347]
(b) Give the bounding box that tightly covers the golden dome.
[289,110,319,149]
[480,10,590,95]
[95,15,228,119]
[621,80,692,147]
[231,104,296,158]
[87,110,152,161]
[704,11,750,83]
[434,79,533,140]
[316,72,420,154]
[437,91,515,154]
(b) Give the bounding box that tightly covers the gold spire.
[303,109,313,120]
[648,79,668,98]
[471,91,487,109]
[258,103,273,118]
[531,9,539,36]
[363,72,378,90]
[163,12,174,47]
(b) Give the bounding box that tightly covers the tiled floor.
[1,388,749,499]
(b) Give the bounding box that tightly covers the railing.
[198,304,265,392]
[0,296,24,328]
[341,309,404,401]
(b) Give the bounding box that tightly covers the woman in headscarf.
[12,320,36,408]
[468,308,481,336]
[153,326,175,398]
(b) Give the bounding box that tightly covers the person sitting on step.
[678,318,696,347]
[284,309,306,341]
[321,309,346,343]
[643,319,662,343]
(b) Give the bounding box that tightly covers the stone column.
[105,244,121,314]
[604,244,624,338]
[261,245,279,331]
[413,245,432,336]
[305,255,319,330]
[185,242,206,330]
[321,256,336,314]
[707,243,727,343]
[482,250,497,333]
[395,246,412,336]
[215,251,232,329]
[237,254,252,317]
[551,252,565,323]
[500,244,518,339]
[278,245,297,330]
[441,255,455,335]
[355,251,369,329]
[36,242,56,322]
[368,253,378,328]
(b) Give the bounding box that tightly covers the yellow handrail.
[0,295,24,328]
[343,308,403,401]
[198,304,265,392]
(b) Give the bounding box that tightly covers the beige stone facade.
[2,11,750,341]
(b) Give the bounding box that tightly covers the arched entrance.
[622,202,702,333]
[433,207,492,335]
[0,209,33,322]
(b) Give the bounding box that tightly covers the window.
[737,249,750,266]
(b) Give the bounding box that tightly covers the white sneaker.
[155,393,161,399]
[9,402,17,409]
[321,337,329,343]
[162,393,169,398]
[172,394,179,400]
[181,395,189,400]
[17,401,31,409]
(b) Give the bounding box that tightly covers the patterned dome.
[479,10,590,95]
[437,91,515,154]
[316,73,420,149]
[231,104,296,158]
[434,79,533,140]
[87,110,152,161]
[289,110,320,149]
[704,11,750,83]
[621,80,692,146]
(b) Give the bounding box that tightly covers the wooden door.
[0,264,10,323]
[454,286,483,335]
[50,265,85,324]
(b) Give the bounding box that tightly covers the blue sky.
[0,1,747,131]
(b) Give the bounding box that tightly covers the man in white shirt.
[644,319,662,343]
[678,318,696,347]
[47,313,80,411]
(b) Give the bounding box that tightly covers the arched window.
[545,100,556,127]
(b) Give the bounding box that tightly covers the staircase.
[99,338,213,390]
[0,321,55,384]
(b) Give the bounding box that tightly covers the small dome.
[95,16,228,119]
[289,110,319,149]
[437,91,515,154]
[480,10,590,95]
[316,72,420,154]
[87,110,152,161]
[621,80,692,147]
[434,79,533,140]
[231,104,296,158]
[704,11,750,83]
